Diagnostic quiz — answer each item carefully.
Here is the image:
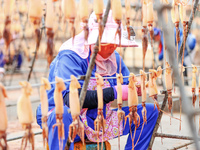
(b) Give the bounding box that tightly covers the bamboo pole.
[79,0,111,109]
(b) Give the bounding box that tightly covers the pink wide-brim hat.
[85,10,138,47]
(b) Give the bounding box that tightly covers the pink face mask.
[95,52,117,76]
[90,44,117,76]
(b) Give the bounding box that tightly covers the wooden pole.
[178,0,199,62]
[148,90,168,150]
[79,0,111,109]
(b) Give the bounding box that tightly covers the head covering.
[86,10,138,47]
[59,10,138,76]
[59,31,89,59]
[59,31,117,76]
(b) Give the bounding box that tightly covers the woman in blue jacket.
[36,11,158,150]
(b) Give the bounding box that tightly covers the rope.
[4,65,200,90]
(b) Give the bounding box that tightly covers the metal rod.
[148,90,168,150]
[4,62,200,90]
[170,141,194,150]
[178,0,199,63]
[155,133,194,140]
[7,131,42,142]
[79,0,111,109]
[155,0,200,149]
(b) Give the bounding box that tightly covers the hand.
[114,82,142,101]
[113,85,128,101]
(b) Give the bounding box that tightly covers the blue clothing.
[36,49,158,150]
[154,28,164,61]
[153,27,196,61]
[0,51,4,67]
[47,104,158,150]
[0,52,23,68]
[13,53,23,69]
[36,50,130,125]
[159,32,164,61]
[174,28,196,58]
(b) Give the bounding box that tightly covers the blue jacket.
[36,49,130,126]
[154,27,196,61]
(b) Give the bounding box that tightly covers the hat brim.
[85,27,139,47]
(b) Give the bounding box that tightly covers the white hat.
[86,10,138,47]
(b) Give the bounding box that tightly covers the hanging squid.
[68,75,84,144]
[62,0,76,43]
[46,0,55,66]
[94,73,106,150]
[191,65,197,108]
[147,0,154,40]
[40,78,51,149]
[79,0,89,41]
[165,62,173,124]
[94,0,104,52]
[147,0,154,45]
[147,0,155,68]
[53,77,66,150]
[0,83,8,150]
[3,0,15,61]
[142,0,148,71]
[17,81,34,150]
[149,69,160,110]
[3,17,12,59]
[165,62,173,112]
[171,0,180,60]
[112,0,123,72]
[46,28,54,67]
[125,73,140,150]
[157,66,163,77]
[116,73,126,150]
[140,70,147,124]
[179,0,188,69]
[112,0,122,44]
[125,0,131,40]
[142,28,148,71]
[29,0,43,50]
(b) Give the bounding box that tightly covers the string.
[5,66,200,89]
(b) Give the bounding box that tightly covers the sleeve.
[158,33,164,61]
[54,52,85,95]
[63,87,115,109]
[187,34,196,51]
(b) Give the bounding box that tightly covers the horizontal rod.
[170,141,195,150]
[7,131,42,142]
[155,133,195,140]
[4,65,200,91]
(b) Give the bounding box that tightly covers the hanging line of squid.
[2,63,200,150]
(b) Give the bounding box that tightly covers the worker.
[154,27,196,61]
[36,11,158,150]
[154,27,196,85]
